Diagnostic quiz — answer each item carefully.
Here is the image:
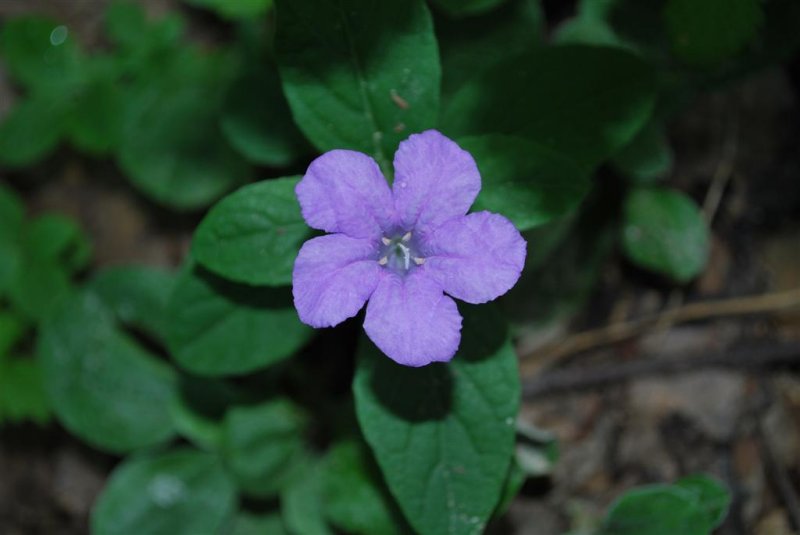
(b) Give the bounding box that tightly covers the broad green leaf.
[459,135,590,230]
[91,449,236,535]
[494,458,526,517]
[276,0,441,172]
[354,305,520,535]
[612,120,672,184]
[283,459,335,535]
[118,50,249,210]
[89,266,176,341]
[65,75,126,155]
[222,512,288,535]
[436,0,543,99]
[621,187,710,282]
[443,45,656,169]
[193,177,310,286]
[7,259,71,321]
[169,376,243,451]
[600,476,730,535]
[166,266,312,376]
[0,16,83,91]
[38,291,178,453]
[431,0,508,18]
[0,97,67,167]
[220,399,307,498]
[0,357,51,426]
[664,0,763,65]
[185,0,273,19]
[221,67,309,167]
[0,184,24,291]
[322,440,405,535]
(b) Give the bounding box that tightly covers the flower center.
[377,231,425,273]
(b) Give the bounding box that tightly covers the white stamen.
[401,231,412,242]
[381,237,391,246]
[413,257,425,265]
[378,256,388,266]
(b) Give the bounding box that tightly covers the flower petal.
[392,130,481,234]
[423,211,526,304]
[293,234,381,327]
[364,271,462,367]
[296,150,395,239]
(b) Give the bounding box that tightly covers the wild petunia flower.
[292,130,526,367]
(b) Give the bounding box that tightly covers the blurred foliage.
[0,0,796,533]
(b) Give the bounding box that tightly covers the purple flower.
[292,130,526,367]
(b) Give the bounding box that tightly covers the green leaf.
[612,119,672,184]
[0,357,51,426]
[276,0,441,172]
[0,184,24,292]
[7,260,71,321]
[436,0,543,99]
[91,449,237,535]
[458,135,591,230]
[601,476,731,535]
[38,291,178,453]
[621,187,710,282]
[221,67,309,167]
[24,213,92,273]
[322,440,405,535]
[0,96,67,167]
[443,45,656,169]
[282,459,335,535]
[664,0,763,65]
[65,74,126,155]
[675,475,731,530]
[494,458,526,517]
[193,177,310,286]
[555,0,623,48]
[169,376,243,450]
[431,0,508,18]
[220,399,307,498]
[0,16,83,91]
[185,0,273,19]
[118,50,249,210]
[166,266,312,376]
[89,266,176,342]
[0,312,26,357]
[222,512,288,535]
[354,305,520,535]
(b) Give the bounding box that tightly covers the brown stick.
[521,287,800,368]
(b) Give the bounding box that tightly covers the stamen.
[396,243,411,270]
[381,237,391,246]
[378,256,388,266]
[413,257,425,265]
[401,231,412,242]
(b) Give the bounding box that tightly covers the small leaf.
[89,266,176,342]
[459,135,591,230]
[444,45,656,169]
[0,96,67,167]
[601,476,731,535]
[169,376,243,450]
[193,177,310,286]
[0,312,26,357]
[276,0,440,172]
[24,213,92,273]
[221,67,309,167]
[65,74,126,155]
[322,440,405,535]
[220,399,308,498]
[664,0,763,65]
[91,449,236,535]
[166,265,312,376]
[0,357,51,426]
[0,184,24,292]
[0,16,83,91]
[282,459,335,535]
[622,187,710,282]
[354,305,520,535]
[38,291,178,453]
[612,119,673,184]
[118,50,249,210]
